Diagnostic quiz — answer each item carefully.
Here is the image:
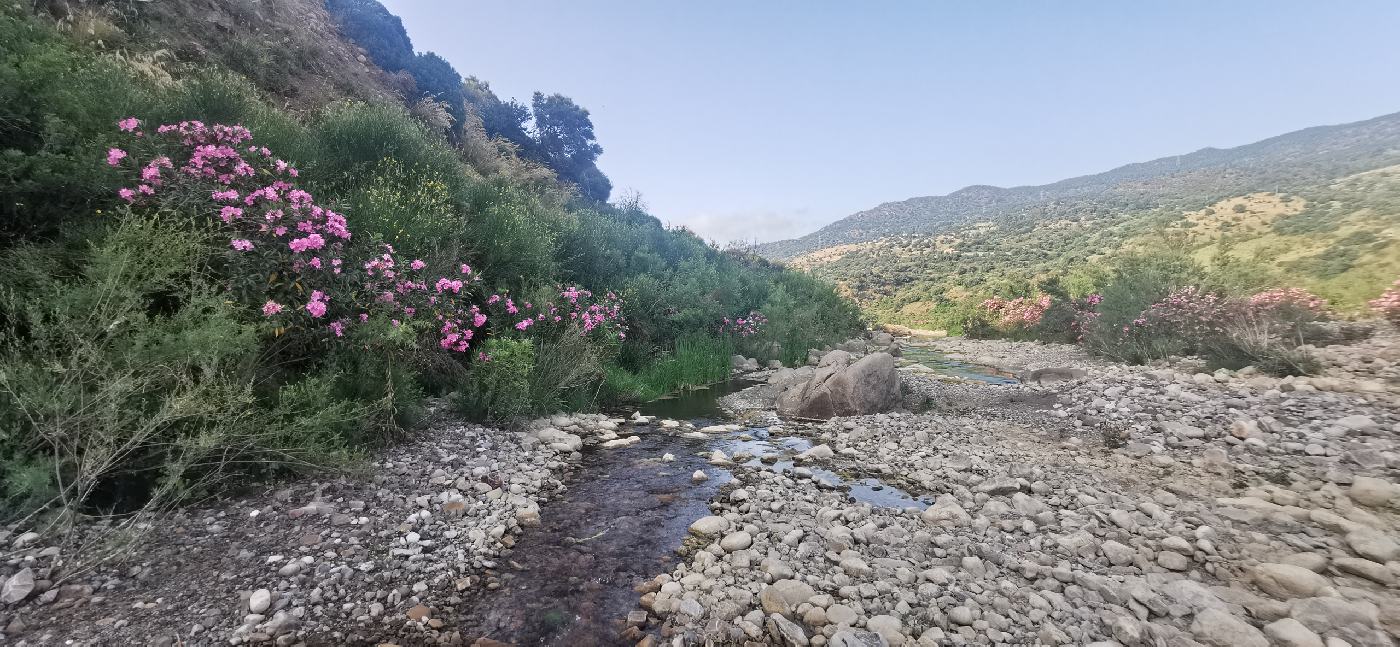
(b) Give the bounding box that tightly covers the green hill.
[762,112,1400,329]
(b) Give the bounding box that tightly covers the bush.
[0,215,362,524]
[603,334,733,402]
[454,337,534,424]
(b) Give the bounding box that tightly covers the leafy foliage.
[0,7,862,524]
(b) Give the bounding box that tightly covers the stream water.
[897,346,1020,385]
[458,349,1009,645]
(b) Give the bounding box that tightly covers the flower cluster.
[108,118,348,329]
[1127,286,1226,337]
[1369,278,1400,326]
[979,294,1052,328]
[108,118,626,354]
[720,311,767,337]
[1247,288,1328,315]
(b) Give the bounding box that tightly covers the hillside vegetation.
[769,113,1400,333]
[0,2,860,525]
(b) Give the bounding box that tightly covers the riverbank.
[4,334,1398,646]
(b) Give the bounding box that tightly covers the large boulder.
[776,352,901,419]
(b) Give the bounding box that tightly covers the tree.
[408,52,466,129]
[325,0,415,72]
[462,77,533,154]
[531,92,611,202]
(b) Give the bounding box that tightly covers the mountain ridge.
[760,110,1400,259]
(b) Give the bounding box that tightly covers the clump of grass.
[603,335,734,402]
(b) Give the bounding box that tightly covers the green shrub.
[340,157,465,253]
[602,334,733,402]
[0,8,154,242]
[454,337,535,424]
[0,217,295,522]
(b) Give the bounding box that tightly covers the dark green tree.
[324,0,414,72]
[462,77,533,154]
[531,92,611,202]
[408,52,466,128]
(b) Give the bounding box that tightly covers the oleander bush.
[0,7,862,524]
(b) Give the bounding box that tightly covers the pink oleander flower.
[230,239,254,251]
[219,206,243,223]
[288,233,326,253]
[473,313,487,327]
[117,117,141,132]
[117,187,135,202]
[515,319,533,331]
[106,148,127,166]
[460,264,472,275]
[410,259,426,270]
[329,321,345,337]
[262,301,283,317]
[306,300,327,318]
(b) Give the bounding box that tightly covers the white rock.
[249,588,272,614]
[689,515,730,537]
[1263,618,1323,647]
[720,531,753,552]
[1,568,35,604]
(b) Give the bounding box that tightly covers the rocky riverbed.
[637,333,1400,646]
[3,332,1399,646]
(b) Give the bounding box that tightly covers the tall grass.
[603,335,734,402]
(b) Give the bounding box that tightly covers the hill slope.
[762,112,1400,329]
[760,112,1400,260]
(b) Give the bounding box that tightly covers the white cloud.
[668,207,825,245]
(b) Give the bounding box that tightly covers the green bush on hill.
[0,7,862,524]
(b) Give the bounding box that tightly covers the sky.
[381,1,1400,244]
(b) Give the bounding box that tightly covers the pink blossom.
[328,321,345,337]
[117,188,135,202]
[261,301,283,316]
[219,206,243,223]
[306,300,327,318]
[288,233,326,253]
[106,148,127,166]
[515,319,533,331]
[473,313,487,327]
[230,239,254,251]
[117,117,141,132]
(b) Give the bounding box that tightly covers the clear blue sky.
[382,1,1400,244]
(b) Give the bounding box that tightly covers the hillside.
[761,111,1400,260]
[0,1,859,541]
[765,112,1400,330]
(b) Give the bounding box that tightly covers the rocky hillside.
[761,111,1400,261]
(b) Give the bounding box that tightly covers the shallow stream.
[457,350,1007,644]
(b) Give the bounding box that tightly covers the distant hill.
[760,112,1400,260]
[761,112,1400,329]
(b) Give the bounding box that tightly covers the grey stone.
[249,588,272,614]
[767,612,809,646]
[1263,618,1323,647]
[776,352,902,419]
[1190,608,1268,647]
[689,515,730,537]
[1346,529,1400,563]
[1252,563,1330,600]
[760,579,816,617]
[1,568,35,605]
[720,531,753,552]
